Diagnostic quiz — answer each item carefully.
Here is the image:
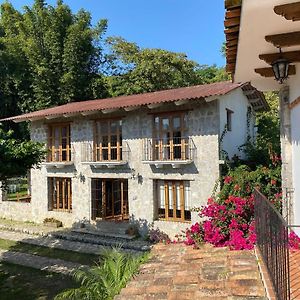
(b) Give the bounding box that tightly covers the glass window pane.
[173,117,181,130]
[162,118,169,130]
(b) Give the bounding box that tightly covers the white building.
[224,0,300,226]
[0,82,266,236]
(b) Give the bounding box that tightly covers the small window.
[48,177,72,212]
[226,109,234,131]
[156,180,191,222]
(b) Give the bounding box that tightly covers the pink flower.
[224,176,233,184]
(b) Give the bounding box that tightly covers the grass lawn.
[0,261,78,300]
[0,238,101,266]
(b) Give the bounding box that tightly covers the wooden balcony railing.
[142,137,196,161]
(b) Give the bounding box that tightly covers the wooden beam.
[147,103,163,109]
[45,114,62,120]
[254,65,296,77]
[124,106,140,112]
[102,108,119,114]
[259,50,300,64]
[224,17,240,28]
[274,2,300,21]
[226,39,238,47]
[225,8,241,19]
[224,26,240,34]
[175,99,189,106]
[81,111,98,116]
[265,31,300,48]
[225,0,242,9]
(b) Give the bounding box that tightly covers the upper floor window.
[48,124,71,162]
[94,119,122,161]
[153,113,188,160]
[226,108,234,131]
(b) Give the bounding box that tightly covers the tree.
[0,128,46,183]
[196,64,230,84]
[240,92,280,166]
[0,0,108,125]
[104,37,203,96]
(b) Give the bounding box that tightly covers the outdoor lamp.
[271,50,290,84]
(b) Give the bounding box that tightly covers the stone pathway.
[0,249,87,275]
[115,243,267,300]
[0,230,112,255]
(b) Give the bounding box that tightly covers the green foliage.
[55,248,148,300]
[0,128,46,182]
[0,0,108,129]
[105,37,202,96]
[196,64,230,84]
[105,38,230,96]
[218,163,282,210]
[240,92,280,165]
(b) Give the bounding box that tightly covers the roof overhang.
[225,0,300,91]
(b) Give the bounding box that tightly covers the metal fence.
[254,189,290,300]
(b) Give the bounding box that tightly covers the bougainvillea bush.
[289,231,300,250]
[185,195,256,250]
[184,159,283,250]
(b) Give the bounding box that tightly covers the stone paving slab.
[115,243,267,300]
[0,249,87,275]
[0,230,142,255]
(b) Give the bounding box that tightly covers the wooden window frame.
[156,180,191,222]
[48,177,72,213]
[48,123,71,162]
[153,112,188,161]
[94,119,122,161]
[226,108,234,132]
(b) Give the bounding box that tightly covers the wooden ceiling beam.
[224,26,240,34]
[274,2,300,21]
[265,31,300,47]
[224,17,240,28]
[254,65,296,77]
[259,50,300,64]
[225,0,242,9]
[225,8,241,19]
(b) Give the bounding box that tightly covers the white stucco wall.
[288,72,300,229]
[219,88,254,160]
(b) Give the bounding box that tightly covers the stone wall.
[1,99,224,236]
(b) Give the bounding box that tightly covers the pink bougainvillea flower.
[233,184,240,191]
[271,179,277,186]
[224,176,233,184]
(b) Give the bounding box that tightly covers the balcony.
[81,142,130,168]
[44,147,75,169]
[142,137,196,168]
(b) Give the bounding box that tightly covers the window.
[156,180,191,222]
[153,113,188,160]
[226,109,234,131]
[48,177,72,212]
[94,119,122,161]
[48,124,71,162]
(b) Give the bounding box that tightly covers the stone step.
[72,228,136,241]
[51,231,152,252]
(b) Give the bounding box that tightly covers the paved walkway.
[115,243,267,300]
[0,249,87,275]
[290,250,300,300]
[0,230,108,255]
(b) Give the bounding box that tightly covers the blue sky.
[7,0,226,66]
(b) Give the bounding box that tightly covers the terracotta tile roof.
[1,81,263,122]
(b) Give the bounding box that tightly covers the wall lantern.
[271,49,290,84]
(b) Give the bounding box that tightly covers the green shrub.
[55,248,148,300]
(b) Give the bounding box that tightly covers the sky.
[7,0,226,67]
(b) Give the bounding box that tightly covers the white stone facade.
[0,91,254,237]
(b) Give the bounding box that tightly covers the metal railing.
[81,142,130,162]
[254,189,290,300]
[142,137,196,161]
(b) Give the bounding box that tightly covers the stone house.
[224,0,300,229]
[0,81,267,236]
